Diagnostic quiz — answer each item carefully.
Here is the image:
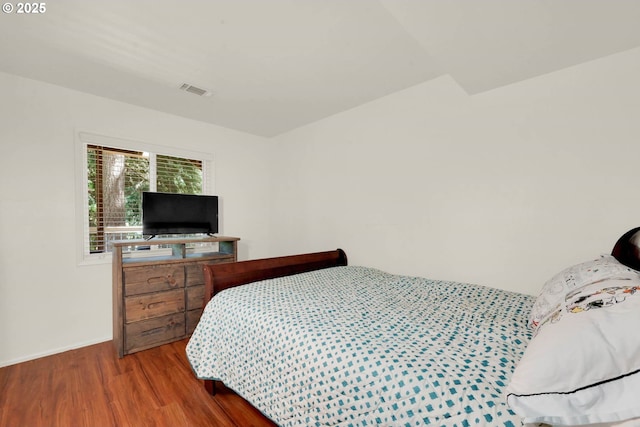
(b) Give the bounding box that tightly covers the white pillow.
[528,255,640,331]
[507,272,640,425]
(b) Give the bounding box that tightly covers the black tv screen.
[142,192,218,237]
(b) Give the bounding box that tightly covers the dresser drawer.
[186,285,205,334]
[125,288,185,323]
[123,265,184,296]
[186,284,205,310]
[185,263,205,287]
[184,257,236,287]
[125,312,185,353]
[186,309,203,334]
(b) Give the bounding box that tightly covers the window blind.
[86,145,203,254]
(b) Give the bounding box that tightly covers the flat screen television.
[142,192,218,238]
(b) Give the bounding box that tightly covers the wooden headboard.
[612,227,640,271]
[202,249,348,307]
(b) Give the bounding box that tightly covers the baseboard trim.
[0,336,112,368]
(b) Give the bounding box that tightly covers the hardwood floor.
[0,339,277,427]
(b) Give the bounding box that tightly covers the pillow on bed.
[507,261,640,425]
[528,254,640,331]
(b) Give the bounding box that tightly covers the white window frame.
[75,131,214,265]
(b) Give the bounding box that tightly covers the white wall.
[0,71,273,366]
[270,47,640,296]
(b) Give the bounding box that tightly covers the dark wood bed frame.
[201,248,348,394]
[612,226,640,271]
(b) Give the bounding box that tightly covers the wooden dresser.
[111,236,239,357]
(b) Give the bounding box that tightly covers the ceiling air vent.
[179,83,212,97]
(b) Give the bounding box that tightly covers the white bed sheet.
[187,266,535,426]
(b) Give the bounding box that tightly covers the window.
[77,132,212,262]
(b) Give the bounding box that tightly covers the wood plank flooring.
[0,339,277,427]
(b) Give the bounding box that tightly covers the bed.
[187,232,640,427]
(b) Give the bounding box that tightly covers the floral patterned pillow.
[509,275,640,425]
[528,254,640,331]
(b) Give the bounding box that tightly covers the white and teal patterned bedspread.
[186,266,534,427]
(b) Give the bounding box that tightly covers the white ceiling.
[1,0,639,137]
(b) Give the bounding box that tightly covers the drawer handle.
[147,301,166,310]
[141,327,165,337]
[145,275,178,287]
[140,321,178,336]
